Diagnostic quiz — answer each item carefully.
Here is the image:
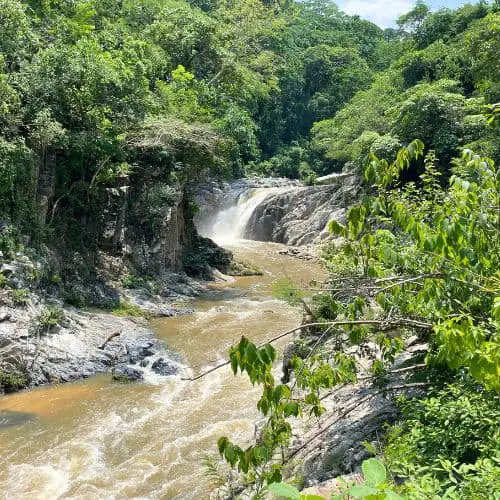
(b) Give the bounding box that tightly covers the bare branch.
[182,319,432,381]
[357,363,427,381]
[98,330,122,350]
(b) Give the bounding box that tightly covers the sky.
[336,0,474,28]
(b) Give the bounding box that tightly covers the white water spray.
[198,188,282,245]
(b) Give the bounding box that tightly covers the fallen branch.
[98,330,122,350]
[356,363,427,381]
[182,319,432,381]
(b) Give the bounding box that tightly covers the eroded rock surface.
[243,178,360,246]
[0,301,185,392]
[195,175,360,246]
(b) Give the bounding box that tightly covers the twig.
[304,273,445,294]
[182,319,432,381]
[377,274,444,293]
[357,363,427,381]
[291,325,336,392]
[98,330,122,350]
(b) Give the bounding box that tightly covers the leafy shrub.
[63,287,87,308]
[0,371,28,393]
[385,382,500,496]
[37,306,65,331]
[227,260,263,276]
[121,272,159,294]
[9,288,30,306]
[0,224,21,260]
[112,300,149,318]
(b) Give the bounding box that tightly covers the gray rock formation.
[124,186,189,274]
[243,177,360,246]
[285,342,428,487]
[151,357,179,376]
[0,300,185,392]
[112,365,144,382]
[195,175,360,246]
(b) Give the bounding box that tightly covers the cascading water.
[198,188,279,244]
[196,175,358,247]
[0,181,322,500]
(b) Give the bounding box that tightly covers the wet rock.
[112,365,144,382]
[195,175,360,246]
[151,357,179,376]
[244,179,360,246]
[127,339,157,363]
[277,246,316,261]
[182,234,233,277]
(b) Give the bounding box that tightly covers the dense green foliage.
[310,2,499,177]
[217,138,499,497]
[0,0,498,253]
[0,0,498,496]
[0,0,394,249]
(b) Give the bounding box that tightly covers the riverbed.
[0,240,322,499]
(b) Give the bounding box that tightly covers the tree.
[397,1,430,32]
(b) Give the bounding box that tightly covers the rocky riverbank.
[277,333,429,494]
[0,259,203,394]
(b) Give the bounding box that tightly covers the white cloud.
[337,0,414,28]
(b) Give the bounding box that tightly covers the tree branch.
[98,330,122,350]
[181,320,431,381]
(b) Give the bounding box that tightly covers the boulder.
[112,365,144,382]
[151,357,179,376]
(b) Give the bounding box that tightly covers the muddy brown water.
[0,240,323,499]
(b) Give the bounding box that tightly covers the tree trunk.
[35,151,56,227]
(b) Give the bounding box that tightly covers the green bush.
[10,288,30,306]
[0,371,28,393]
[385,381,500,496]
[121,272,159,294]
[112,300,149,319]
[37,306,65,331]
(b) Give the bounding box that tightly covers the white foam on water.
[201,188,282,245]
[6,463,70,500]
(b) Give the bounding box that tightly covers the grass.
[111,300,150,319]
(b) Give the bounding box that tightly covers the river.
[0,236,322,499]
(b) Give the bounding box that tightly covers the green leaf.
[384,490,405,499]
[217,436,228,455]
[267,482,301,499]
[328,219,346,236]
[230,354,238,375]
[300,495,325,500]
[348,484,379,497]
[362,458,387,486]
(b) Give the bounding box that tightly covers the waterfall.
[197,188,282,245]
